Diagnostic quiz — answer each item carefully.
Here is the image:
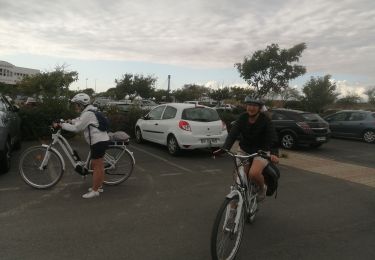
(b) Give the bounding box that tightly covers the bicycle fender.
[41,144,66,171]
[226,189,241,199]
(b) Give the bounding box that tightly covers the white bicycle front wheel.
[103,146,134,185]
[19,146,64,189]
[211,195,245,260]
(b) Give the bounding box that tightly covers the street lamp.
[85,78,88,89]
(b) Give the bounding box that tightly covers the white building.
[0,60,39,85]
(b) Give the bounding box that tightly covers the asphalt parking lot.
[0,137,374,260]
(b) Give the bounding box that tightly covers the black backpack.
[88,109,110,132]
[262,163,280,197]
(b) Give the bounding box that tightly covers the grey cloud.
[0,0,374,81]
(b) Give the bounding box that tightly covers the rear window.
[182,107,220,122]
[301,113,324,122]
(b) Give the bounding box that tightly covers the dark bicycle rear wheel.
[211,195,245,260]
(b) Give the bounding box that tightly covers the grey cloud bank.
[0,0,374,93]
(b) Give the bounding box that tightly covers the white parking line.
[201,169,223,174]
[131,146,193,173]
[0,187,21,192]
[160,172,184,177]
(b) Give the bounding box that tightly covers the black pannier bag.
[262,163,280,197]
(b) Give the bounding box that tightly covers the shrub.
[19,98,77,141]
[106,106,148,137]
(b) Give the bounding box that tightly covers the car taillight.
[179,120,191,131]
[296,122,313,134]
[222,121,227,131]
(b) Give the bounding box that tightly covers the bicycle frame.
[40,129,129,174]
[224,151,262,233]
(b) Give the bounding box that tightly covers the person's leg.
[91,158,104,191]
[248,157,268,201]
[248,159,265,187]
[83,142,106,198]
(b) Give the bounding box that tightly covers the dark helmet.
[244,95,264,107]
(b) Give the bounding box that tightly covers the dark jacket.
[223,112,279,156]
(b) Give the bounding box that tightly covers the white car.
[135,103,228,155]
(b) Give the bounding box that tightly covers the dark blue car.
[324,110,375,143]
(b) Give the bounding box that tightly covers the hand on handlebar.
[52,122,61,129]
[212,148,227,158]
[270,154,279,164]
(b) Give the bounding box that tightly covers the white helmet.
[71,93,90,106]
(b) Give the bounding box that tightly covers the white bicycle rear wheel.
[103,146,134,185]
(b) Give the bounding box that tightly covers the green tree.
[17,65,78,99]
[209,87,230,103]
[336,93,362,105]
[172,84,209,102]
[114,73,157,100]
[153,89,169,102]
[302,75,339,113]
[365,87,375,105]
[229,86,255,102]
[80,88,95,97]
[235,43,306,97]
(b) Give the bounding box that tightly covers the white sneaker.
[82,190,100,199]
[88,187,104,193]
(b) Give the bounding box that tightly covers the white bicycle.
[19,127,135,189]
[211,149,272,260]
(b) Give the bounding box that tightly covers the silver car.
[324,110,375,143]
[0,94,22,173]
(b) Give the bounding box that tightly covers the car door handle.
[154,123,158,125]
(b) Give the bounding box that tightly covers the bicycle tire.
[246,184,258,224]
[103,146,134,185]
[19,146,64,189]
[211,195,245,260]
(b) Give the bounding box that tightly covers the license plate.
[316,137,326,142]
[201,138,218,143]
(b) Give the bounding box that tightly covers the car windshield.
[301,113,324,122]
[182,107,220,122]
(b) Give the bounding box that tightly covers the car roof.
[157,102,210,109]
[271,108,311,114]
[333,110,372,113]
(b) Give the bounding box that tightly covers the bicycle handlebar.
[213,148,271,161]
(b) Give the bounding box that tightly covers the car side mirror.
[143,115,150,120]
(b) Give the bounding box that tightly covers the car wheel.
[363,130,375,143]
[135,127,143,144]
[167,135,180,156]
[0,140,11,174]
[280,132,296,149]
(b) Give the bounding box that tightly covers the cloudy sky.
[1,0,374,98]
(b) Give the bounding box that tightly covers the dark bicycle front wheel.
[103,146,134,185]
[211,195,245,260]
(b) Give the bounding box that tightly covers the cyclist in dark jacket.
[222,96,279,201]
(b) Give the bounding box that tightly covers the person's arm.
[61,112,92,132]
[222,120,241,151]
[264,118,279,162]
